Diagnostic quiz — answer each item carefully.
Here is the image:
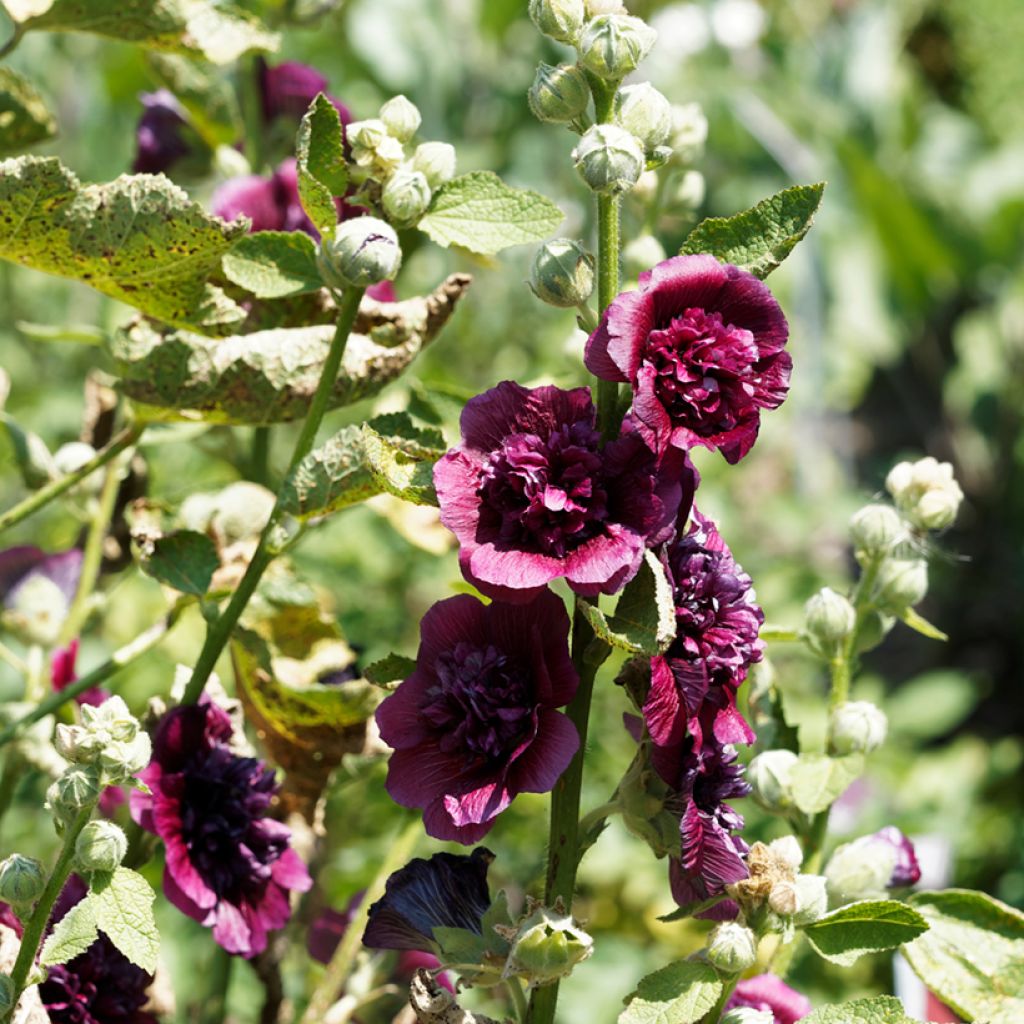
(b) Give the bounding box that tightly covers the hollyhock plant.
[725,973,812,1023]
[584,254,791,463]
[130,700,311,957]
[131,90,191,175]
[377,591,580,842]
[434,381,695,604]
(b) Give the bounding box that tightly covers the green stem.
[0,23,23,60]
[507,977,529,1024]
[576,798,621,838]
[239,54,266,173]
[594,197,621,440]
[250,427,271,487]
[181,286,364,707]
[699,975,739,1024]
[0,425,143,537]
[299,818,420,1024]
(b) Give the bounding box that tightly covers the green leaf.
[92,867,159,973]
[0,68,56,156]
[801,995,921,1023]
[222,232,323,298]
[903,889,1024,1024]
[581,550,675,656]
[680,182,826,279]
[39,896,99,966]
[363,653,417,688]
[804,900,929,966]
[480,891,513,955]
[419,171,564,256]
[9,0,279,65]
[136,529,219,595]
[0,156,247,334]
[295,94,347,238]
[145,53,241,148]
[618,960,721,1024]
[747,662,800,753]
[1,411,55,488]
[361,421,441,506]
[789,752,863,814]
[886,670,979,740]
[432,926,490,965]
[899,607,948,641]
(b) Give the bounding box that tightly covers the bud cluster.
[502,898,593,989]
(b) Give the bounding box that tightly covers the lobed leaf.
[0,68,57,156]
[618,960,721,1024]
[133,528,220,596]
[92,867,159,973]
[222,231,323,298]
[363,652,417,688]
[788,752,863,814]
[804,900,929,966]
[39,897,99,967]
[801,995,921,1024]
[295,94,347,238]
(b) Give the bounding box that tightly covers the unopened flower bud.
[586,0,626,12]
[578,14,658,80]
[613,83,672,150]
[632,170,659,203]
[81,697,138,743]
[792,873,828,925]
[767,835,803,870]
[767,879,798,916]
[886,457,963,531]
[55,723,96,763]
[0,854,45,906]
[669,103,708,164]
[379,95,421,143]
[99,732,152,784]
[623,234,667,280]
[572,124,645,195]
[506,904,593,987]
[48,767,101,826]
[347,119,404,178]
[528,63,590,126]
[528,0,586,44]
[874,558,928,613]
[706,922,757,974]
[0,975,14,1015]
[318,217,402,289]
[382,168,432,227]
[75,821,127,874]
[53,442,102,499]
[209,482,275,544]
[829,701,887,756]
[866,827,921,887]
[530,238,595,308]
[411,142,457,188]
[804,587,855,655]
[825,838,895,904]
[721,1010,773,1024]
[2,573,69,647]
[849,504,905,558]
[747,749,798,812]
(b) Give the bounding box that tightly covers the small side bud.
[623,234,667,280]
[767,879,798,916]
[317,217,402,289]
[411,142,457,188]
[98,731,152,784]
[379,95,421,143]
[829,701,887,756]
[747,749,798,812]
[572,124,645,195]
[613,83,672,151]
[54,723,96,763]
[886,456,964,531]
[791,873,828,925]
[578,14,658,80]
[767,835,803,870]
[874,558,928,613]
[528,0,586,44]
[721,1010,773,1024]
[804,587,855,656]
[505,904,593,988]
[530,238,595,308]
[48,767,101,827]
[75,821,128,874]
[0,854,46,906]
[381,168,432,227]
[528,63,590,126]
[825,838,895,904]
[706,922,757,974]
[849,503,905,558]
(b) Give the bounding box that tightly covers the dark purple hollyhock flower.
[130,700,311,957]
[434,381,695,604]
[585,254,791,463]
[725,973,812,1023]
[132,89,191,175]
[259,60,351,124]
[0,545,83,645]
[644,509,762,782]
[377,592,579,842]
[861,826,922,887]
[364,848,493,952]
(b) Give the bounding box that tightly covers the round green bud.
[623,234,667,280]
[48,767,101,826]
[886,456,963,531]
[792,873,829,925]
[874,558,928,613]
[54,723,96,764]
[506,904,593,986]
[411,142,457,189]
[347,119,404,179]
[747,749,798,812]
[0,975,14,1015]
[829,701,887,756]
[849,503,905,557]
[578,14,658,80]
[528,0,586,44]
[382,169,432,227]
[0,854,45,906]
[317,217,402,290]
[825,839,894,904]
[721,1010,773,1024]
[669,102,709,164]
[613,82,672,150]
[98,731,152,784]
[804,586,856,655]
[706,922,758,974]
[530,238,595,308]
[528,63,590,126]
[379,95,421,143]
[75,821,127,874]
[572,124,645,196]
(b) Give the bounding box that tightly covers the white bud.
[317,217,402,290]
[347,119,404,179]
[411,142,457,188]
[829,701,887,756]
[578,14,658,80]
[706,922,758,974]
[886,457,963,531]
[381,168,432,227]
[1,573,68,647]
[747,749,798,811]
[585,0,626,13]
[721,1010,773,1024]
[875,558,928,612]
[632,169,659,202]
[673,169,706,209]
[379,95,421,143]
[529,0,586,43]
[530,238,595,308]
[804,587,856,655]
[528,63,591,126]
[669,102,708,164]
[572,123,645,195]
[792,873,828,925]
[825,839,895,904]
[623,234,666,280]
[53,442,102,500]
[99,731,152,784]
[613,83,672,151]
[767,835,804,870]
[75,821,127,873]
[210,482,275,544]
[849,503,905,557]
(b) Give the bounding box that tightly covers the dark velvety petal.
[643,255,730,323]
[458,380,536,452]
[422,799,498,844]
[644,656,685,749]
[595,289,655,381]
[718,265,790,356]
[308,906,352,965]
[132,89,190,174]
[384,745,472,808]
[259,60,330,121]
[375,670,435,749]
[508,710,578,793]
[415,594,490,670]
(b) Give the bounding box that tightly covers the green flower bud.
[381,169,432,227]
[804,587,856,656]
[528,63,590,126]
[792,873,828,925]
[347,119,404,179]
[613,83,672,150]
[825,839,894,904]
[379,95,421,143]
[886,456,964,531]
[81,697,138,744]
[54,723,96,764]
[721,1010,773,1024]
[48,767,101,827]
[623,234,667,280]
[747,749,798,812]
[75,821,127,874]
[98,731,152,784]
[706,922,757,974]
[528,0,586,44]
[0,975,14,1016]
[829,701,887,756]
[0,854,46,905]
[874,558,928,613]
[578,14,658,80]
[530,238,595,308]
[411,142,457,189]
[572,124,645,195]
[317,217,402,290]
[505,904,593,987]
[849,503,905,558]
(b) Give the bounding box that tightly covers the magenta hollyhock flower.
[725,973,812,1023]
[585,255,791,463]
[130,700,311,957]
[434,381,696,604]
[377,592,579,842]
[132,89,191,175]
[259,60,351,124]
[51,638,107,708]
[644,509,762,782]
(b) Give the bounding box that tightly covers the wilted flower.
[434,381,695,604]
[376,592,579,842]
[0,546,83,647]
[825,827,919,905]
[724,973,812,1024]
[132,90,191,175]
[585,254,790,462]
[130,700,311,957]
[259,60,350,124]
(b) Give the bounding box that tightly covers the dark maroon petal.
[132,89,190,175]
[375,670,435,749]
[717,264,790,355]
[384,745,474,808]
[644,656,685,749]
[584,289,653,382]
[416,594,490,669]
[508,710,578,793]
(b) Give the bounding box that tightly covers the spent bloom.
[376,592,579,842]
[130,700,311,957]
[434,381,695,604]
[825,827,920,904]
[585,254,790,462]
[724,973,812,1024]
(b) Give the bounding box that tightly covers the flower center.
[423,642,534,762]
[478,421,608,556]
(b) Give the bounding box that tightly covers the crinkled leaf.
[222,231,322,298]
[801,995,921,1024]
[92,867,159,973]
[419,171,564,255]
[804,900,928,966]
[1,411,55,488]
[747,661,800,753]
[295,93,347,237]
[581,550,675,656]
[0,68,56,156]
[363,653,417,688]
[135,528,219,595]
[39,896,99,967]
[618,960,721,1024]
[902,889,1024,1024]
[789,752,863,814]
[361,421,441,506]
[680,182,826,279]
[145,53,240,147]
[0,156,247,334]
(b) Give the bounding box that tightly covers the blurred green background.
[1,0,1022,1020]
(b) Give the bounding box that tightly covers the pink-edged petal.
[443,780,512,827]
[564,524,643,591]
[508,710,578,794]
[599,289,656,381]
[467,542,562,595]
[211,898,258,956]
[434,449,485,543]
[272,847,312,893]
[163,862,211,924]
[644,656,684,749]
[385,745,472,808]
[422,797,496,844]
[712,703,756,747]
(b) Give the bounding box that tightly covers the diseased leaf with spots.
[804,900,929,966]
[361,420,442,506]
[295,94,347,237]
[619,960,721,1024]
[222,231,323,298]
[0,68,57,156]
[801,995,921,1023]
